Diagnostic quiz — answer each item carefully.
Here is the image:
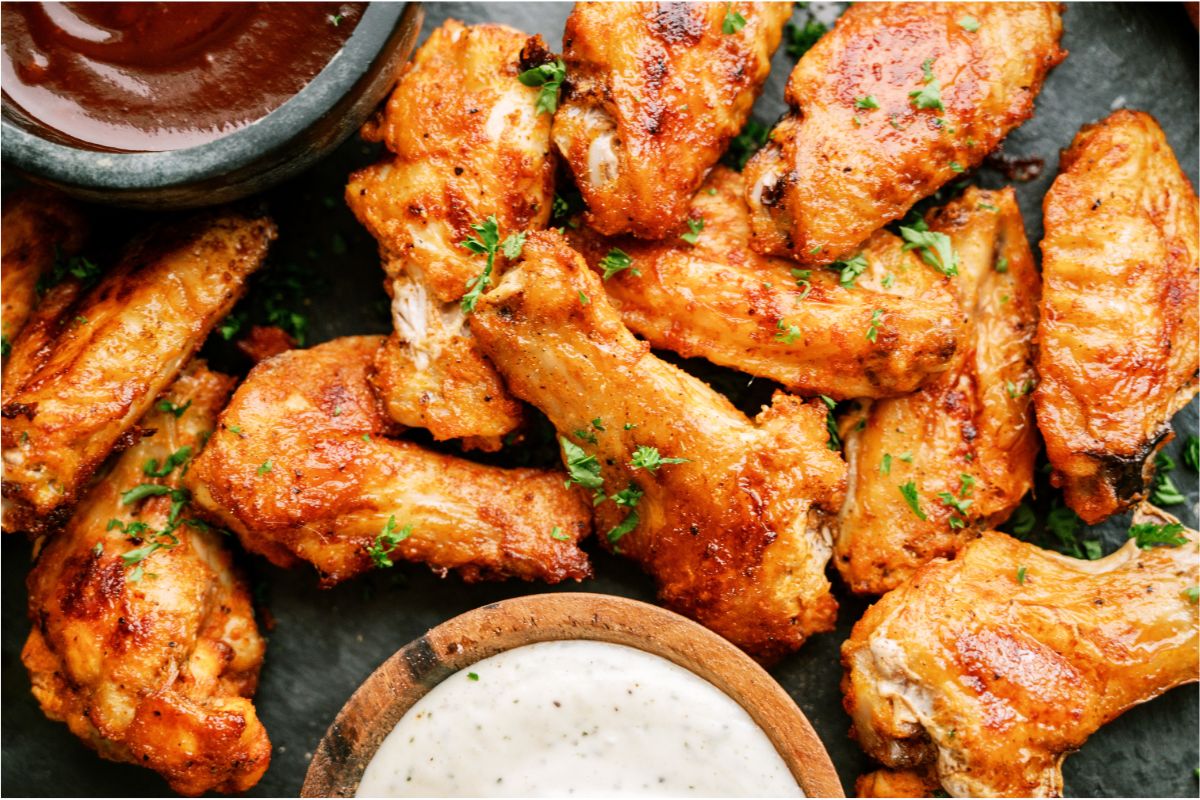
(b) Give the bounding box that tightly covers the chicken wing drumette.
[1035,110,1199,524]
[553,1,790,239]
[346,20,556,449]
[571,166,964,400]
[744,2,1064,265]
[2,213,275,534]
[835,188,1040,594]
[842,509,1198,797]
[185,336,591,586]
[471,231,847,660]
[23,362,271,796]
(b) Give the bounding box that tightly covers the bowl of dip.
[0,1,423,208]
[302,593,845,798]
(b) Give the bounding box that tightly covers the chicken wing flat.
[553,2,790,239]
[571,166,964,399]
[1,187,87,352]
[835,188,1040,594]
[185,336,591,586]
[23,362,270,796]
[744,3,1064,265]
[471,231,846,660]
[346,19,556,448]
[1035,110,1199,524]
[842,515,1198,797]
[2,213,275,534]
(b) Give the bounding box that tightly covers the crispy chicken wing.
[2,213,274,534]
[856,767,941,799]
[346,20,556,448]
[744,3,1064,265]
[185,336,591,586]
[835,188,1040,594]
[571,166,964,399]
[553,2,790,239]
[842,513,1199,797]
[23,362,270,796]
[471,231,846,660]
[1035,110,1199,524]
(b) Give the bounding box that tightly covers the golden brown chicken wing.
[571,166,964,399]
[346,19,556,448]
[185,336,591,586]
[1,213,274,535]
[744,3,1064,265]
[23,362,270,796]
[842,513,1198,797]
[553,2,790,239]
[856,767,941,799]
[1035,110,1199,524]
[835,188,1040,594]
[471,231,846,660]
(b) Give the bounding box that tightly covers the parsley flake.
[784,18,827,59]
[680,218,705,245]
[900,224,958,276]
[368,515,413,568]
[600,248,638,280]
[629,445,688,473]
[866,309,883,342]
[1016,565,1027,584]
[517,58,567,116]
[550,526,571,542]
[775,320,801,344]
[899,481,926,520]
[143,446,192,478]
[560,436,604,491]
[957,14,981,32]
[460,216,525,313]
[722,3,747,34]
[834,253,869,288]
[156,398,192,418]
[855,95,880,110]
[1128,521,1188,549]
[908,58,944,112]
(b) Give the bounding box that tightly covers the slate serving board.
[2,3,1197,797]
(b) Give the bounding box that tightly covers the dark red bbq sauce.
[1,2,364,152]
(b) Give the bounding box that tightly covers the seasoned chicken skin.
[346,20,556,448]
[1035,110,1199,524]
[23,362,270,796]
[835,188,1040,594]
[572,167,964,399]
[185,337,591,586]
[472,231,846,660]
[553,2,790,238]
[857,767,942,799]
[842,515,1199,798]
[744,3,1064,264]
[2,213,274,534]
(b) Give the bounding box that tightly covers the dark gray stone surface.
[2,3,1197,797]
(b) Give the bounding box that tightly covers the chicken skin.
[842,514,1199,797]
[1035,110,1199,524]
[346,20,556,449]
[553,2,790,239]
[571,166,964,400]
[835,188,1040,594]
[185,336,591,586]
[471,231,846,660]
[2,213,274,534]
[23,362,271,796]
[744,3,1064,265]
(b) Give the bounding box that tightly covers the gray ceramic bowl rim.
[0,2,405,190]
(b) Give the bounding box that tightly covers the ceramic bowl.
[0,2,423,209]
[302,593,845,797]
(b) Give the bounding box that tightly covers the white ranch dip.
[355,640,804,797]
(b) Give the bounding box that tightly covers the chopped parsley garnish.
[107,518,151,537]
[774,320,801,344]
[228,424,243,435]
[835,253,869,288]
[460,215,525,313]
[1185,436,1200,471]
[881,273,896,289]
[820,395,840,451]
[629,445,688,473]
[949,161,964,173]
[156,398,192,419]
[721,3,747,34]
[560,436,604,491]
[1187,586,1200,604]
[328,13,343,26]
[1016,565,1027,584]
[900,221,958,276]
[1151,451,1186,506]
[368,515,413,568]
[257,460,273,475]
[791,269,813,299]
[994,256,1009,274]
[574,428,598,444]
[855,95,880,110]
[1045,503,1102,559]
[600,248,638,280]
[899,481,926,520]
[517,58,567,116]
[467,672,480,681]
[723,119,771,171]
[977,201,997,212]
[218,315,242,341]
[1,334,10,358]
[937,490,973,516]
[607,509,640,545]
[784,18,827,59]
[880,453,892,475]
[37,248,102,297]
[1010,503,1036,536]
[680,218,705,245]
[550,526,570,542]
[898,452,914,463]
[957,14,981,32]
[120,483,172,505]
[606,484,644,545]
[866,309,883,342]
[1128,521,1188,549]
[143,446,192,478]
[908,58,944,112]
[578,290,590,305]
[1005,379,1036,398]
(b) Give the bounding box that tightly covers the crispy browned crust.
[1035,110,1200,524]
[472,231,846,660]
[185,336,592,586]
[835,188,1040,594]
[571,166,964,399]
[1,213,275,534]
[842,518,1198,797]
[553,2,790,239]
[23,362,271,796]
[745,2,1065,264]
[857,767,943,798]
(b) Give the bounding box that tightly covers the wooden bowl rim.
[301,592,845,797]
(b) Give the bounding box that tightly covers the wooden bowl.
[302,593,844,797]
